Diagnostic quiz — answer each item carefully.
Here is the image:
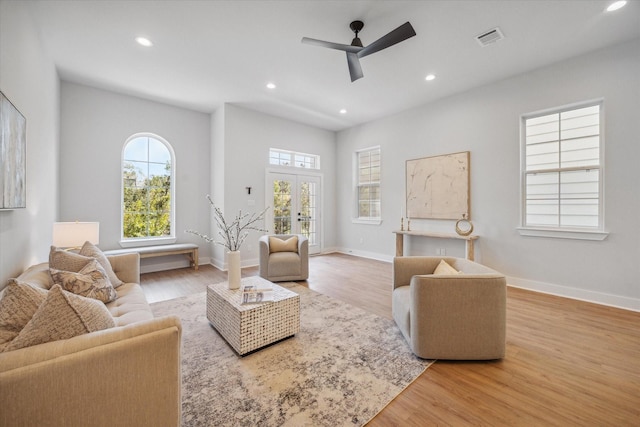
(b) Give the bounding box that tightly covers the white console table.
[393,230,479,261]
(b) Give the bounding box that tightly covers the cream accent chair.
[393,256,506,360]
[259,234,309,282]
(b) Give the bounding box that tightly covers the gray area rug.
[151,282,431,427]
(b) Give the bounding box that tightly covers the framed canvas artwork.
[406,151,470,220]
[0,91,27,209]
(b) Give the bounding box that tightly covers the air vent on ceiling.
[476,27,504,47]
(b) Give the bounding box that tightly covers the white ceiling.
[27,0,640,131]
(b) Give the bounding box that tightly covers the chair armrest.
[297,235,309,279]
[259,236,270,277]
[393,256,442,288]
[297,235,309,257]
[107,252,140,284]
[0,315,182,427]
[409,275,506,358]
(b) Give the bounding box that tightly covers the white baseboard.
[209,257,258,272]
[333,247,393,263]
[140,249,639,312]
[507,276,640,312]
[333,247,639,312]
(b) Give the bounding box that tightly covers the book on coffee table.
[241,283,274,304]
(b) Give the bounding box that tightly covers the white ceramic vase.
[227,250,241,290]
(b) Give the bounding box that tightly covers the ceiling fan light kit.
[302,20,416,82]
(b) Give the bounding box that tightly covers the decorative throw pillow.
[49,246,93,272]
[269,236,298,253]
[50,259,117,303]
[0,280,48,351]
[3,285,115,352]
[433,259,460,275]
[79,240,124,287]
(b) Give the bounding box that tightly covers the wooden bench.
[104,243,199,270]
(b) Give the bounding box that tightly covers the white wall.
[209,106,226,270]
[0,0,59,287]
[59,83,212,271]
[336,39,640,311]
[210,104,336,269]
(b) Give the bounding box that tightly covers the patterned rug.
[151,282,432,427]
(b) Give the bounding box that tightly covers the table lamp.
[52,221,100,250]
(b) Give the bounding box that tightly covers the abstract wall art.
[406,151,470,220]
[0,91,27,209]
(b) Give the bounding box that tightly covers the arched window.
[121,133,175,244]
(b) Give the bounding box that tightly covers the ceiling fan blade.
[301,37,363,53]
[358,22,416,59]
[346,52,364,82]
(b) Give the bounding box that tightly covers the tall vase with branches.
[187,195,268,289]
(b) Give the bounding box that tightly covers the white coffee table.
[206,276,300,355]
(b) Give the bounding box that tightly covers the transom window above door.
[269,148,320,170]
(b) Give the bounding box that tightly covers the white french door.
[266,172,321,255]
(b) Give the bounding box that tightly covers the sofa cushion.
[268,251,301,277]
[4,285,115,352]
[433,259,460,275]
[106,282,154,326]
[79,241,124,288]
[5,263,52,291]
[50,259,117,303]
[269,236,298,253]
[0,280,49,351]
[49,246,93,273]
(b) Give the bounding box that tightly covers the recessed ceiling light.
[606,1,627,12]
[135,36,153,47]
[339,109,347,114]
[266,82,276,89]
[425,74,436,81]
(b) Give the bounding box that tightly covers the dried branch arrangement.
[187,195,269,251]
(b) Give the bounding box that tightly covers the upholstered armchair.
[259,234,309,282]
[392,256,506,360]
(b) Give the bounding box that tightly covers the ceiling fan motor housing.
[350,20,364,33]
[350,20,364,46]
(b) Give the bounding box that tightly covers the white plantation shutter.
[523,103,602,229]
[357,147,381,219]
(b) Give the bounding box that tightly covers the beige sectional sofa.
[0,253,182,427]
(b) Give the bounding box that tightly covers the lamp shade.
[52,222,100,248]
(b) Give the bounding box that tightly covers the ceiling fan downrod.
[350,20,364,47]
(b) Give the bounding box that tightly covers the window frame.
[518,100,608,241]
[353,146,382,225]
[269,148,320,170]
[120,133,176,248]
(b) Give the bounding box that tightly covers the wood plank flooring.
[140,253,640,426]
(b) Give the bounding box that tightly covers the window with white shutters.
[356,147,381,220]
[520,101,607,240]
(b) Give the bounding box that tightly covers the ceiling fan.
[301,20,416,82]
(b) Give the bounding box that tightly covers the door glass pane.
[299,181,316,245]
[273,180,292,234]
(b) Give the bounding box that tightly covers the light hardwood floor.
[141,253,640,426]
